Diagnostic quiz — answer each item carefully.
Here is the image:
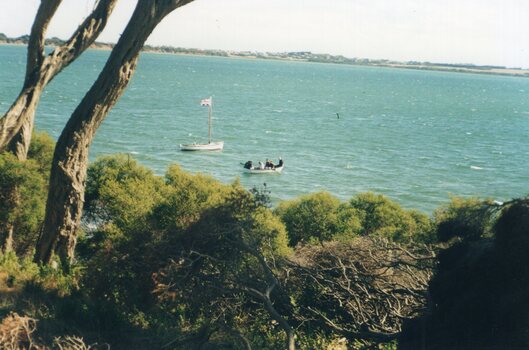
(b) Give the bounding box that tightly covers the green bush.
[27,131,54,175]
[80,161,294,347]
[0,132,53,255]
[85,154,165,232]
[275,191,360,246]
[80,157,264,331]
[400,197,529,349]
[153,186,292,347]
[433,196,493,242]
[350,192,432,243]
[0,251,39,291]
[408,209,436,243]
[276,191,432,246]
[152,164,230,231]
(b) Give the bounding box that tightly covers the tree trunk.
[0,0,61,159]
[1,85,44,160]
[241,243,296,350]
[0,0,119,160]
[7,109,36,160]
[35,0,195,265]
[262,294,296,350]
[0,225,14,254]
[287,331,295,350]
[0,0,117,256]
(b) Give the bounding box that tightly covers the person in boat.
[259,161,265,170]
[244,160,253,169]
[276,157,283,168]
[265,159,274,169]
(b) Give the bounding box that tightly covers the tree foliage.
[0,132,53,254]
[275,192,360,245]
[433,196,494,242]
[4,145,528,349]
[154,187,293,348]
[276,191,434,246]
[350,192,432,242]
[400,197,529,349]
[84,154,165,232]
[80,156,294,348]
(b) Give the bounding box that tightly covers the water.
[1,45,528,213]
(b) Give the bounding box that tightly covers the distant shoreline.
[2,34,528,78]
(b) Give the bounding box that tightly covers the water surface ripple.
[1,46,528,213]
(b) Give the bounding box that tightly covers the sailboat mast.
[208,96,212,143]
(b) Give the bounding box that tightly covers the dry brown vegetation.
[0,313,40,349]
[0,312,104,350]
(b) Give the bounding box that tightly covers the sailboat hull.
[180,141,224,151]
[181,97,223,151]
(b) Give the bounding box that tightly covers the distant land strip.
[2,33,528,78]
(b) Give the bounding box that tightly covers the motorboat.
[242,159,284,174]
[243,165,284,174]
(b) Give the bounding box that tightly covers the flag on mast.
[200,97,212,106]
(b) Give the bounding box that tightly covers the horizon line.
[1,32,528,74]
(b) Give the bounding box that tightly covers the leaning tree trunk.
[35,0,195,265]
[0,1,61,252]
[2,0,62,156]
[0,0,118,253]
[0,0,119,160]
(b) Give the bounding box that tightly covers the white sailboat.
[180,97,224,151]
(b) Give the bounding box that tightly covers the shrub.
[0,131,53,255]
[275,192,360,246]
[153,186,292,347]
[85,154,165,233]
[400,196,529,349]
[350,192,431,242]
[0,153,48,255]
[27,131,54,175]
[433,196,493,242]
[152,164,230,231]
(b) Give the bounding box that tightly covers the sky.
[1,0,528,68]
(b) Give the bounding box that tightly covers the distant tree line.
[4,32,525,73]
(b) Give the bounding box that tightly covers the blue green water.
[1,45,528,213]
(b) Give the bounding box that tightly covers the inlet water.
[1,45,528,213]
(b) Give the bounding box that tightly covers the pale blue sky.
[1,0,528,68]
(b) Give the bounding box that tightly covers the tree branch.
[25,0,62,87]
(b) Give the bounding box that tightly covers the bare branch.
[287,237,435,342]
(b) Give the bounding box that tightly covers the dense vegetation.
[1,133,527,349]
[2,4,528,350]
[400,197,529,349]
[2,2,525,349]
